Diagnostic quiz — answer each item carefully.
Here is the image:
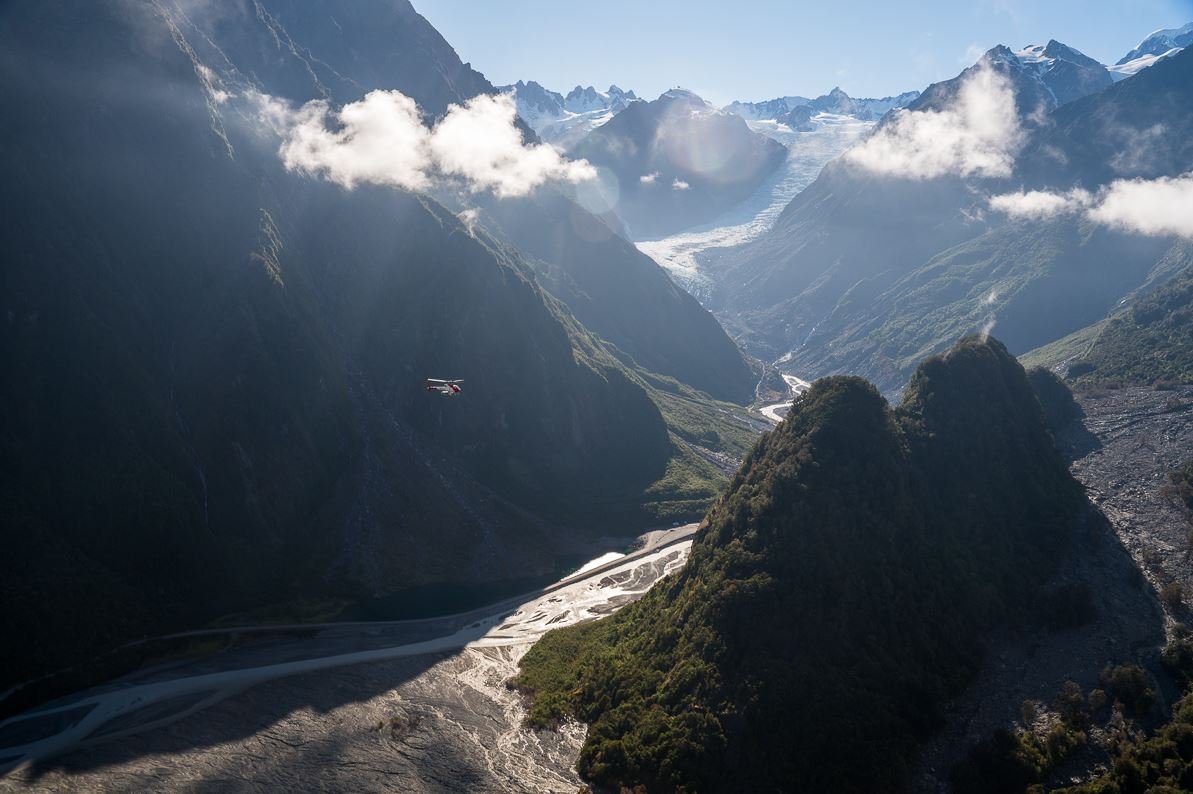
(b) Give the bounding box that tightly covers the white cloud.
[1090,173,1193,239]
[256,90,594,197]
[987,188,1094,219]
[844,64,1024,180]
[268,90,432,191]
[671,178,690,190]
[430,93,595,198]
[988,172,1193,239]
[639,171,659,184]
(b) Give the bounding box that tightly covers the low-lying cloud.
[989,173,1193,239]
[256,90,594,197]
[844,65,1024,180]
[988,188,1094,219]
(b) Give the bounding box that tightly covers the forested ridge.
[516,336,1092,792]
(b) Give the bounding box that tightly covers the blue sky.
[414,0,1193,106]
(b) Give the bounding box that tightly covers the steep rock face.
[154,0,501,115]
[569,89,787,238]
[517,337,1090,792]
[0,0,672,687]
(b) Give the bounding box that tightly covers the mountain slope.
[1061,264,1193,386]
[176,1,758,411]
[0,0,678,688]
[516,337,1089,791]
[569,89,787,238]
[475,192,757,403]
[713,44,1192,390]
[168,0,501,114]
[1018,44,1193,187]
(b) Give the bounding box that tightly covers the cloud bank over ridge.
[256,90,595,197]
[990,173,1193,239]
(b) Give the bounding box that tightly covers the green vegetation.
[1054,660,1193,793]
[1027,366,1085,436]
[1100,664,1155,719]
[1068,266,1193,387]
[953,680,1091,794]
[515,336,1088,792]
[952,665,1161,793]
[1019,321,1108,372]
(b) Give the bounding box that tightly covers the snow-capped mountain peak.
[723,87,919,124]
[659,87,708,105]
[563,84,638,113]
[1117,22,1193,64]
[983,40,1112,107]
[1108,47,1183,81]
[500,79,641,148]
[721,95,812,121]
[1109,22,1191,81]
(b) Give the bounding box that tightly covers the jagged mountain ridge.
[499,80,639,147]
[724,87,920,122]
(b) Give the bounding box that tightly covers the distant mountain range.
[724,87,920,122]
[697,38,1193,392]
[498,80,639,147]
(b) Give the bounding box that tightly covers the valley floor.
[0,532,693,792]
[6,388,1188,793]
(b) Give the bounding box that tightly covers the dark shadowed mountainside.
[0,0,695,690]
[472,192,757,403]
[515,337,1092,792]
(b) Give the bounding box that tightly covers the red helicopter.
[425,378,463,396]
